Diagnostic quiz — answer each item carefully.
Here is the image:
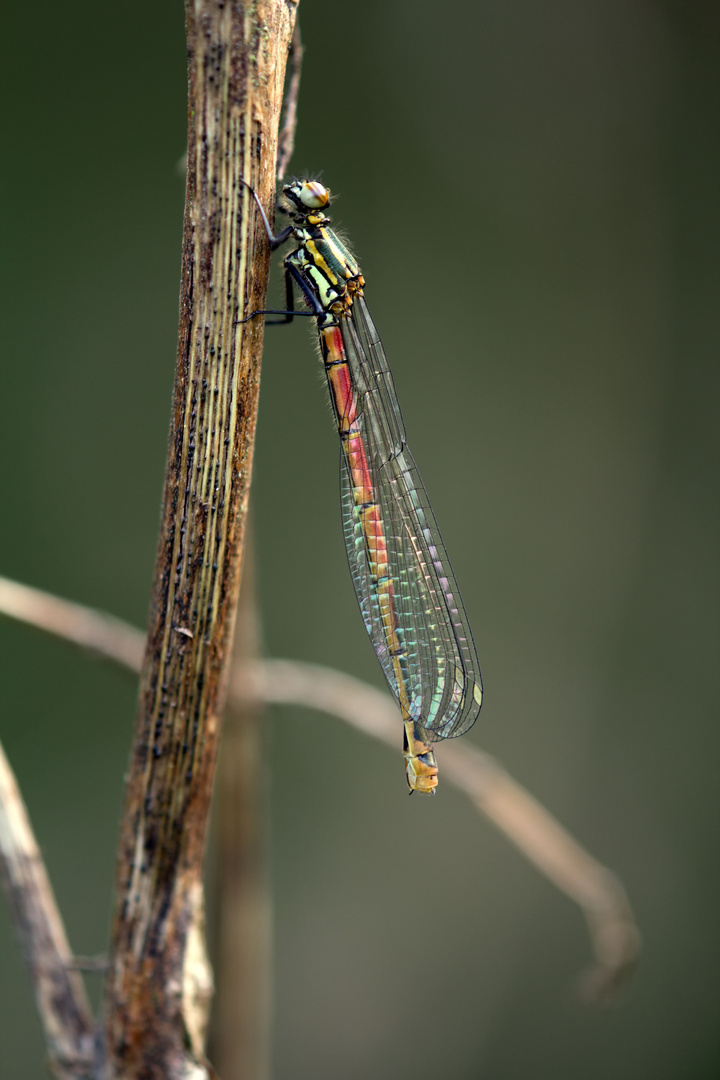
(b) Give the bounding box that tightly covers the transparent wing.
[338,298,482,740]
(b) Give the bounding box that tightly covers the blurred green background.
[1,1,718,1077]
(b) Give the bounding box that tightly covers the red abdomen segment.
[320,325,415,730]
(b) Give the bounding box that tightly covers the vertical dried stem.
[104,3,297,1077]
[276,21,303,182]
[209,545,272,1080]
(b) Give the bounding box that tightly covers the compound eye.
[300,181,329,209]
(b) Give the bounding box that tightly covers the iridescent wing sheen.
[338,298,482,741]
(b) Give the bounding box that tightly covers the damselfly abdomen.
[244,179,483,793]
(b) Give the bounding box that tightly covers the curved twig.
[0,575,640,1001]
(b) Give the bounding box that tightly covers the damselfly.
[242,178,483,793]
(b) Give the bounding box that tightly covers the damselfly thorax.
[240,178,483,794]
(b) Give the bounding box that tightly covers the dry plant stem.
[104,2,297,1077]
[0,577,640,1001]
[208,549,272,1080]
[0,742,94,1080]
[0,575,145,671]
[276,20,303,181]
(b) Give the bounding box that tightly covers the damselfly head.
[284,179,330,213]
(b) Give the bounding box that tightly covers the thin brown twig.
[242,660,640,1002]
[276,20,304,182]
[0,739,94,1080]
[0,575,145,670]
[208,544,272,1080]
[0,575,641,1000]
